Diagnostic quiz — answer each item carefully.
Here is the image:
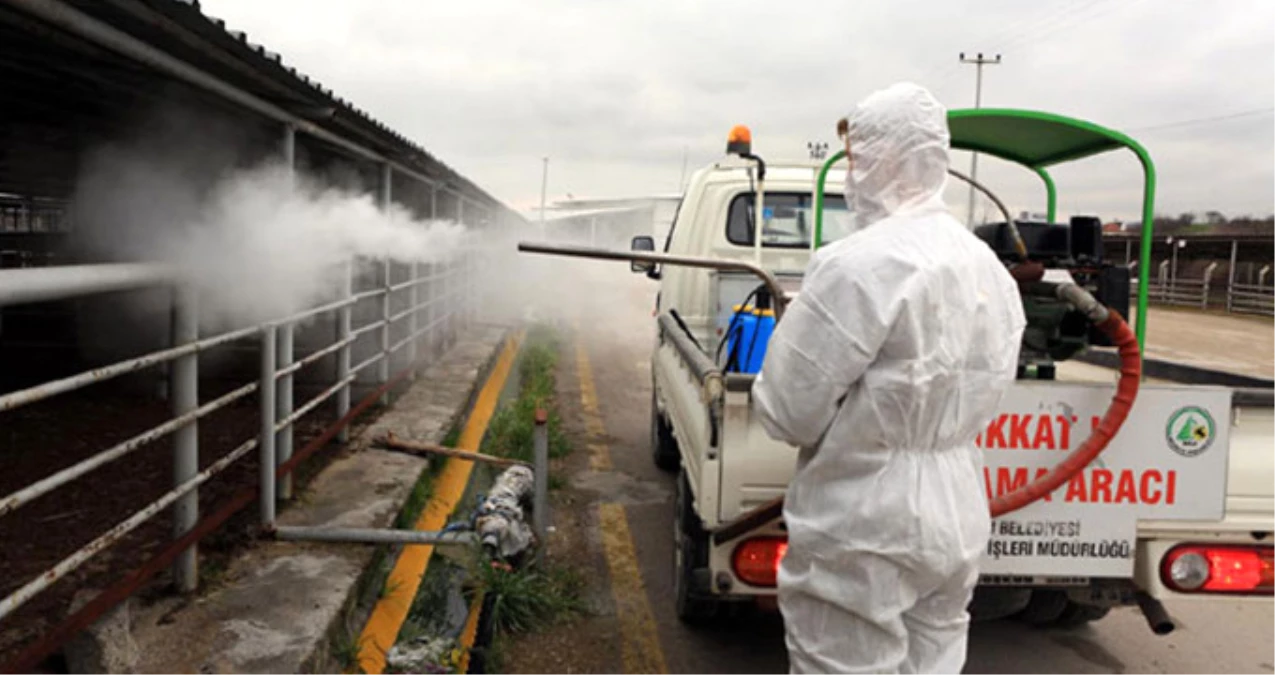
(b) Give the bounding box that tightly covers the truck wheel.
[968,587,1032,622]
[652,394,680,472]
[1014,590,1070,626]
[674,470,719,623]
[1052,601,1111,629]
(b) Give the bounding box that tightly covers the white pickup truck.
[621,111,1274,631]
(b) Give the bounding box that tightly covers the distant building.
[528,195,682,247]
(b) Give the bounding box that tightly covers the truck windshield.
[726,192,853,248]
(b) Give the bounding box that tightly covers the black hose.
[668,309,702,352]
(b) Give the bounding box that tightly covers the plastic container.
[725,306,776,374]
[745,310,776,373]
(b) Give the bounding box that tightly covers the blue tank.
[725,306,776,374]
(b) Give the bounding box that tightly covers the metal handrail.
[0,246,487,623]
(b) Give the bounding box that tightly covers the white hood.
[844,82,951,231]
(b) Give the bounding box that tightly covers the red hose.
[989,310,1142,517]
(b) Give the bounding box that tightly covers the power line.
[995,0,1113,54]
[1008,0,1149,54]
[992,0,1108,53]
[924,0,1104,86]
[1127,107,1275,133]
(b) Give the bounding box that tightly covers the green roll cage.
[813,108,1157,353]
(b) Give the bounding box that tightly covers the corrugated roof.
[159,0,504,208]
[0,0,513,216]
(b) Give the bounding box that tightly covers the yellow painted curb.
[456,591,484,673]
[355,332,522,674]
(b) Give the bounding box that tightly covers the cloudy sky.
[202,0,1274,222]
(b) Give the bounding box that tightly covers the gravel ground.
[0,374,374,667]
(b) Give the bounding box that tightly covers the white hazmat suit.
[753,83,1027,674]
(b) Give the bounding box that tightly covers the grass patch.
[482,328,569,462]
[470,560,584,635]
[395,474,434,529]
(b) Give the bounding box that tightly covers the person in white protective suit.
[752,82,1027,674]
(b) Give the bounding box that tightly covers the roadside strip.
[355,332,523,674]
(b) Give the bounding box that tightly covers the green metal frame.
[813,108,1157,353]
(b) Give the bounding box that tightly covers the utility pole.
[959,52,1000,227]
[539,157,548,241]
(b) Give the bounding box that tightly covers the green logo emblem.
[1166,406,1215,457]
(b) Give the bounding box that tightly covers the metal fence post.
[456,198,467,332]
[1158,260,1169,303]
[443,257,453,349]
[260,325,278,528]
[378,164,393,404]
[336,260,352,442]
[170,284,199,592]
[276,122,296,499]
[409,258,420,377]
[276,323,294,500]
[1227,240,1238,313]
[533,408,549,563]
[426,261,437,359]
[1201,262,1218,310]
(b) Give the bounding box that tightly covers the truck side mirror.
[631,236,656,274]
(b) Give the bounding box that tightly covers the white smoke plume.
[72,148,467,330]
[65,106,657,359]
[153,162,466,326]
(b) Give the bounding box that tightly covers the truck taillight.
[732,537,787,587]
[1161,544,1274,594]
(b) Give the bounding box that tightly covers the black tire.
[652,393,680,472]
[968,587,1032,622]
[1051,600,1111,629]
[674,469,719,623]
[1014,590,1070,626]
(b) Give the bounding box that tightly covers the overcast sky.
[202,0,1274,222]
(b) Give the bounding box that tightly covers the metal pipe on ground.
[376,434,530,468]
[272,526,476,546]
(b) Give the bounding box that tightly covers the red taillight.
[732,537,788,587]
[1161,544,1274,594]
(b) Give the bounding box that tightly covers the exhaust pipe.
[1135,591,1176,635]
